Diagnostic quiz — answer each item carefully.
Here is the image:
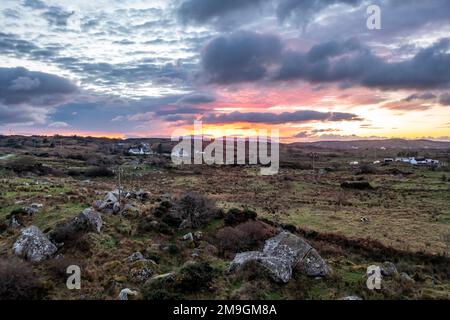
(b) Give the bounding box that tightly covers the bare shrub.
[0,258,48,300]
[172,193,220,228]
[176,261,217,292]
[216,221,273,255]
[358,164,378,175]
[224,208,257,226]
[5,156,52,175]
[85,166,115,178]
[46,257,83,281]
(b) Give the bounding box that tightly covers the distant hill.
[292,139,450,150]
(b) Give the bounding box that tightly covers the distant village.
[350,157,441,166]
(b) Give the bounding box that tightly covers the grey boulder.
[78,208,103,232]
[381,261,398,277]
[230,231,331,283]
[13,226,57,262]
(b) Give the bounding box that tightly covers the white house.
[128,144,153,155]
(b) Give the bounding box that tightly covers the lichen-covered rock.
[118,288,139,300]
[128,251,146,262]
[181,232,194,242]
[229,231,331,283]
[381,261,398,276]
[130,267,154,282]
[13,226,57,262]
[341,296,363,300]
[95,191,119,214]
[78,208,103,232]
[400,272,415,283]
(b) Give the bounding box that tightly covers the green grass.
[0,203,22,218]
[265,291,283,300]
[438,212,450,225]
[33,202,89,229]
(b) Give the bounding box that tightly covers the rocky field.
[0,136,449,300]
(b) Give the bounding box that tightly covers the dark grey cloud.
[0,33,39,55]
[178,0,266,24]
[0,103,47,125]
[202,33,450,89]
[155,106,206,116]
[295,131,311,138]
[42,6,75,27]
[177,0,365,27]
[404,93,437,102]
[202,110,362,124]
[176,93,215,105]
[0,67,78,106]
[22,0,47,10]
[278,38,450,89]
[202,31,282,83]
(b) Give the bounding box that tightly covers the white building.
[128,144,153,155]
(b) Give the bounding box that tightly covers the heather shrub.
[224,208,257,226]
[172,193,220,228]
[176,261,217,292]
[85,166,114,178]
[216,221,273,255]
[0,259,48,300]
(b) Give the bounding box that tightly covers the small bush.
[49,215,94,250]
[138,216,173,235]
[0,259,48,300]
[358,164,378,175]
[224,208,257,226]
[176,261,216,292]
[172,193,220,228]
[216,221,273,255]
[46,257,82,281]
[5,156,52,175]
[167,243,180,255]
[85,166,114,178]
[142,276,182,300]
[153,201,172,218]
[0,219,7,234]
[67,169,83,177]
[341,181,374,190]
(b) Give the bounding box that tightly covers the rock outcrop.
[78,208,103,233]
[230,231,331,283]
[13,226,57,262]
[118,288,139,300]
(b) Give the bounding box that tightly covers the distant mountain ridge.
[293,139,450,150]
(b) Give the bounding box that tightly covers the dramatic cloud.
[0,103,47,125]
[0,67,77,106]
[177,0,365,26]
[178,0,266,24]
[279,37,450,89]
[201,33,450,89]
[404,93,437,102]
[176,93,215,105]
[202,31,282,83]
[202,110,362,124]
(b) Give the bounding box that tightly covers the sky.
[0,0,449,141]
